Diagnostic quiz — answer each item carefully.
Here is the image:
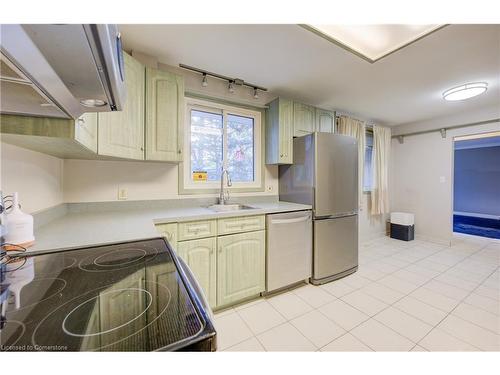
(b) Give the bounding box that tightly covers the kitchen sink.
[207,203,257,212]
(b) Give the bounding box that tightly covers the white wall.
[359,196,388,243]
[1,142,64,213]
[63,159,278,202]
[390,118,500,244]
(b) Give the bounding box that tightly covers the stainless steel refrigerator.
[279,132,358,284]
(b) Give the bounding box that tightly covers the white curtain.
[337,116,366,207]
[371,125,391,215]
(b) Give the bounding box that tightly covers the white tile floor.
[214,234,500,351]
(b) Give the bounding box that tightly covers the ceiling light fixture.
[443,82,488,101]
[302,24,445,63]
[253,87,259,99]
[201,73,208,87]
[228,81,235,93]
[80,99,107,107]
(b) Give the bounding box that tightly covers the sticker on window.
[192,171,208,181]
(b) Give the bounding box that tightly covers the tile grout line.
[323,238,494,350]
[414,241,498,350]
[220,237,497,352]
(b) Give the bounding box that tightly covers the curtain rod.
[392,118,500,143]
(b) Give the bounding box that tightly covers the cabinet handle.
[77,118,85,125]
[178,149,182,154]
[140,147,144,151]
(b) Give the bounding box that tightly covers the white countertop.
[27,201,311,254]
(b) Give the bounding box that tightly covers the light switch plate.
[118,188,128,200]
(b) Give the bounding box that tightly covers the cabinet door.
[145,68,184,162]
[315,108,335,133]
[178,237,217,308]
[279,98,294,163]
[156,223,178,251]
[217,231,265,307]
[75,112,98,152]
[98,53,145,160]
[293,102,315,137]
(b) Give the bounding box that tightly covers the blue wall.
[453,145,500,216]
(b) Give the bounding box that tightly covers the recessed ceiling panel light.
[443,82,488,101]
[304,24,444,62]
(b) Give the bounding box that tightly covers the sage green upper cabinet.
[293,102,315,137]
[145,68,184,162]
[98,52,145,160]
[75,112,98,152]
[315,108,336,133]
[217,231,265,307]
[265,97,293,164]
[177,238,217,308]
[0,114,99,159]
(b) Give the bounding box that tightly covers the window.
[181,98,262,192]
[363,130,373,192]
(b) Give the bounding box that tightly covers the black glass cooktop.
[0,238,215,351]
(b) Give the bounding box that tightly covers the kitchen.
[1,2,499,373]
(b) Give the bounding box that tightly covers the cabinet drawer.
[218,215,265,235]
[178,220,217,241]
[155,223,178,250]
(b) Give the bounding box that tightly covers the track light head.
[201,73,208,87]
[253,87,259,99]
[228,80,235,93]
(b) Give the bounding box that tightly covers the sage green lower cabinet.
[155,216,266,309]
[216,230,266,307]
[155,223,178,251]
[177,237,217,308]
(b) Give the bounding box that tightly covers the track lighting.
[179,64,268,97]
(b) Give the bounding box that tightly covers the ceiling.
[120,24,500,126]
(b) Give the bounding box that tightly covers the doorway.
[453,131,500,239]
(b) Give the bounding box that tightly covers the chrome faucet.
[218,168,232,205]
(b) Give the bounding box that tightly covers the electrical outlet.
[118,188,128,200]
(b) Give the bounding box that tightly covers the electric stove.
[0,238,216,351]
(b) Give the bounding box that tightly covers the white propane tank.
[4,193,35,249]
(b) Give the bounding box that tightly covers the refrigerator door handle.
[315,211,358,219]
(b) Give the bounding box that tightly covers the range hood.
[0,24,126,119]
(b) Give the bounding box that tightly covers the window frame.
[179,97,263,194]
[363,128,374,194]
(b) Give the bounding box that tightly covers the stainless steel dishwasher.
[266,210,312,293]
